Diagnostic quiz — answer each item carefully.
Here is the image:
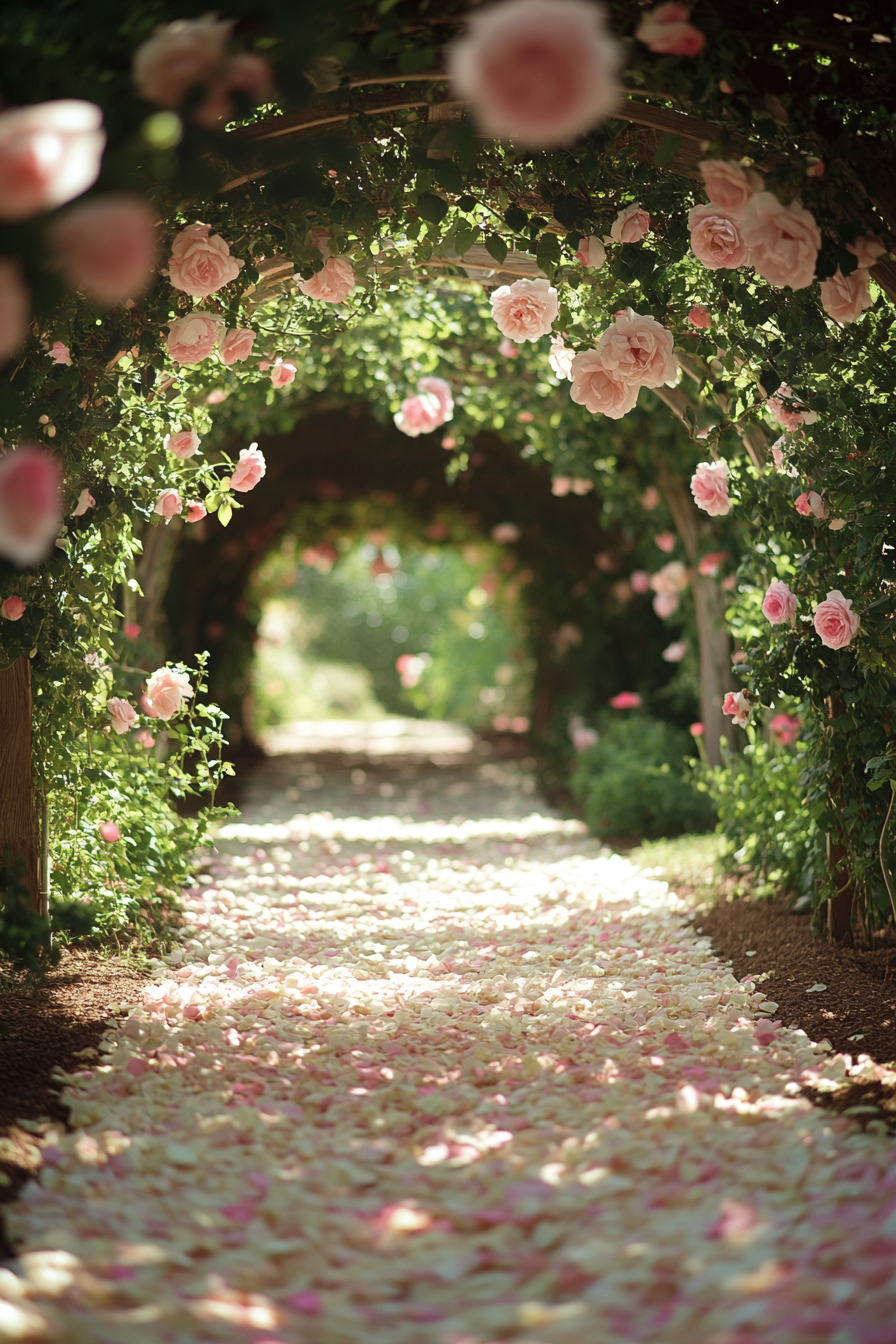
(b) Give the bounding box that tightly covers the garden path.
[2,750,896,1343]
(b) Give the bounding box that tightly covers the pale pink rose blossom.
[571,723,599,752]
[124,623,141,639]
[690,459,730,516]
[0,100,105,222]
[166,223,243,298]
[394,392,444,437]
[688,304,712,328]
[813,590,860,650]
[794,492,812,516]
[417,376,454,423]
[610,691,641,709]
[447,0,622,148]
[220,327,255,364]
[569,350,639,419]
[651,560,688,595]
[164,429,200,459]
[132,16,231,106]
[576,236,606,268]
[697,550,728,576]
[143,666,193,720]
[498,337,519,358]
[820,267,873,324]
[185,500,207,524]
[630,570,651,594]
[662,640,687,662]
[107,697,137,735]
[297,255,355,304]
[192,53,274,129]
[492,522,520,544]
[653,591,679,619]
[805,157,824,178]
[740,191,821,290]
[847,234,885,270]
[230,445,266,492]
[73,488,95,516]
[635,3,705,56]
[0,445,63,566]
[1,595,26,621]
[205,388,228,404]
[48,195,157,305]
[490,277,559,343]
[688,204,749,270]
[765,383,817,430]
[551,477,572,497]
[166,311,225,364]
[596,308,678,388]
[806,490,826,519]
[270,357,297,388]
[654,531,675,554]
[0,259,30,365]
[610,203,650,244]
[549,334,575,379]
[762,580,798,627]
[698,159,762,216]
[641,486,661,510]
[134,728,155,749]
[722,690,751,727]
[154,488,182,521]
[49,341,71,365]
[769,714,800,746]
[99,822,121,843]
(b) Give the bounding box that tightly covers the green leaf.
[217,501,233,528]
[653,133,684,167]
[484,233,508,265]
[416,191,449,225]
[536,231,561,271]
[551,194,580,228]
[456,193,477,214]
[504,205,528,233]
[431,159,464,194]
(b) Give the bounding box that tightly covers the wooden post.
[0,655,40,912]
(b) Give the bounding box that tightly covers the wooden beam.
[0,655,40,913]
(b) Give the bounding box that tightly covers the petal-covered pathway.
[3,755,896,1343]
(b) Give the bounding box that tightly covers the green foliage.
[571,714,712,841]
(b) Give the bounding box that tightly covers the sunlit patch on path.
[3,772,896,1343]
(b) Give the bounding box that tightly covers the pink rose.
[762,580,798,627]
[492,522,520,544]
[73,487,95,516]
[166,311,225,364]
[569,350,639,419]
[297,256,355,304]
[698,159,762,216]
[132,15,231,108]
[125,623,141,639]
[813,590,860,650]
[688,205,749,270]
[0,445,62,567]
[192,53,274,129]
[576,236,606,269]
[847,234,885,270]
[806,491,826,519]
[635,3,705,56]
[769,714,800,746]
[206,388,229,404]
[794,492,812,516]
[0,259,30,365]
[230,445,266,492]
[49,341,71,365]
[107,697,137,735]
[722,690,751,727]
[186,500,207,524]
[394,392,444,437]
[596,308,678,389]
[740,192,821,290]
[571,724,599,752]
[641,486,661,510]
[0,100,105,223]
[630,570,651,594]
[690,721,704,737]
[610,203,650,244]
[498,337,519,358]
[490,277,559,343]
[154,488,182,520]
[220,327,256,365]
[166,223,243,298]
[805,157,824,179]
[697,550,728,577]
[134,728,155,749]
[1,595,26,621]
[651,560,688,595]
[690,460,730,516]
[820,267,872,324]
[549,334,575,380]
[446,0,622,148]
[662,640,687,662]
[417,376,454,424]
[688,304,712,328]
[99,821,121,843]
[48,195,158,306]
[165,429,200,459]
[652,591,679,618]
[610,691,641,710]
[143,666,193,720]
[270,357,297,388]
[654,532,675,554]
[765,383,816,430]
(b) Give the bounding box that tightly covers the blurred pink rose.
[49,341,71,365]
[654,531,675,553]
[741,192,821,290]
[0,445,63,566]
[491,277,558,343]
[0,259,30,365]
[99,821,121,843]
[492,522,520,544]
[820,267,872,324]
[571,724,599,752]
[690,460,730,516]
[813,590,859,650]
[270,357,297,388]
[124,623,141,639]
[166,222,243,298]
[206,388,229,404]
[417,376,454,423]
[446,0,622,148]
[765,382,816,430]
[652,591,679,618]
[699,159,762,216]
[769,713,800,746]
[689,721,704,736]
[498,337,519,358]
[154,488,182,520]
[641,486,661,510]
[722,690,751,727]
[610,691,642,710]
[134,728,155,749]
[569,350,639,419]
[167,311,225,364]
[630,570,651,594]
[395,392,443,437]
[73,487,95,517]
[635,3,705,56]
[610,203,650,244]
[165,429,200,459]
[688,205,749,270]
[762,580,798,627]
[48,195,157,306]
[132,15,231,107]
[794,492,812,516]
[662,640,687,662]
[230,445,266,492]
[596,308,678,389]
[576,235,606,269]
[0,100,105,222]
[805,490,826,519]
[805,156,824,178]
[143,666,193,720]
[220,327,256,364]
[549,334,575,380]
[107,697,137,735]
[847,234,885,270]
[651,560,688,596]
[193,52,274,129]
[298,256,355,304]
[551,476,571,496]
[697,551,728,577]
[1,595,26,621]
[688,304,712,328]
[185,500,207,524]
